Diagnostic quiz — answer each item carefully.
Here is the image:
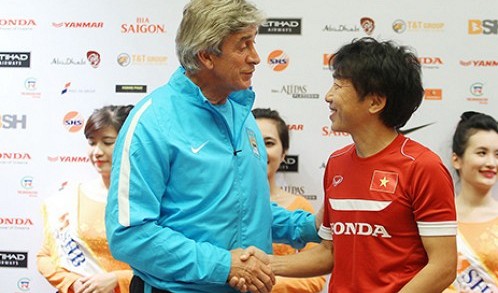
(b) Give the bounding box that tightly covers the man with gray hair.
[105,1,320,292]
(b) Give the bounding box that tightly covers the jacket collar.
[170,67,255,110]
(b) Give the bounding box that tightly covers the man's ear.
[368,94,387,114]
[197,50,215,70]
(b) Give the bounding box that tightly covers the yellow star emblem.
[379,176,389,187]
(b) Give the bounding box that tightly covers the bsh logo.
[0,114,27,129]
[468,19,498,34]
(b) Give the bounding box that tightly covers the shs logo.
[267,50,289,72]
[63,111,84,133]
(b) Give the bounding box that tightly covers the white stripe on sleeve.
[118,99,153,227]
[417,221,457,236]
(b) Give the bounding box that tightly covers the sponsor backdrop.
[1,1,497,292]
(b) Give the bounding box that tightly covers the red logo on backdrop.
[267,50,289,72]
[360,17,375,35]
[370,170,398,194]
[460,59,498,67]
[288,124,304,131]
[52,22,103,28]
[47,156,89,163]
[86,51,100,68]
[0,152,31,162]
[0,217,34,226]
[321,126,350,137]
[63,111,84,133]
[0,19,36,29]
[121,17,166,34]
[418,57,443,65]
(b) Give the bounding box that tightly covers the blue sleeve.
[105,103,231,286]
[270,202,320,249]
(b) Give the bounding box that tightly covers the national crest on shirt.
[369,170,398,194]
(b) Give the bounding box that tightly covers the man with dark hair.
[269,37,457,292]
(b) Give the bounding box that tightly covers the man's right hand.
[228,247,275,293]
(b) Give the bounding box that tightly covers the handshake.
[228,246,276,293]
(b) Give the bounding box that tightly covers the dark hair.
[252,108,289,152]
[452,111,498,157]
[84,105,134,138]
[330,37,424,129]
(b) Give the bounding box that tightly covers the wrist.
[269,254,282,275]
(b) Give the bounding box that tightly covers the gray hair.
[176,0,265,73]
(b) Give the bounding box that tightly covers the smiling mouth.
[481,170,497,178]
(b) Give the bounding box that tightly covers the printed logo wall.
[1,1,498,293]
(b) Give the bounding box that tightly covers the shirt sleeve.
[105,104,231,287]
[272,196,327,293]
[319,157,333,241]
[270,202,320,249]
[410,151,457,236]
